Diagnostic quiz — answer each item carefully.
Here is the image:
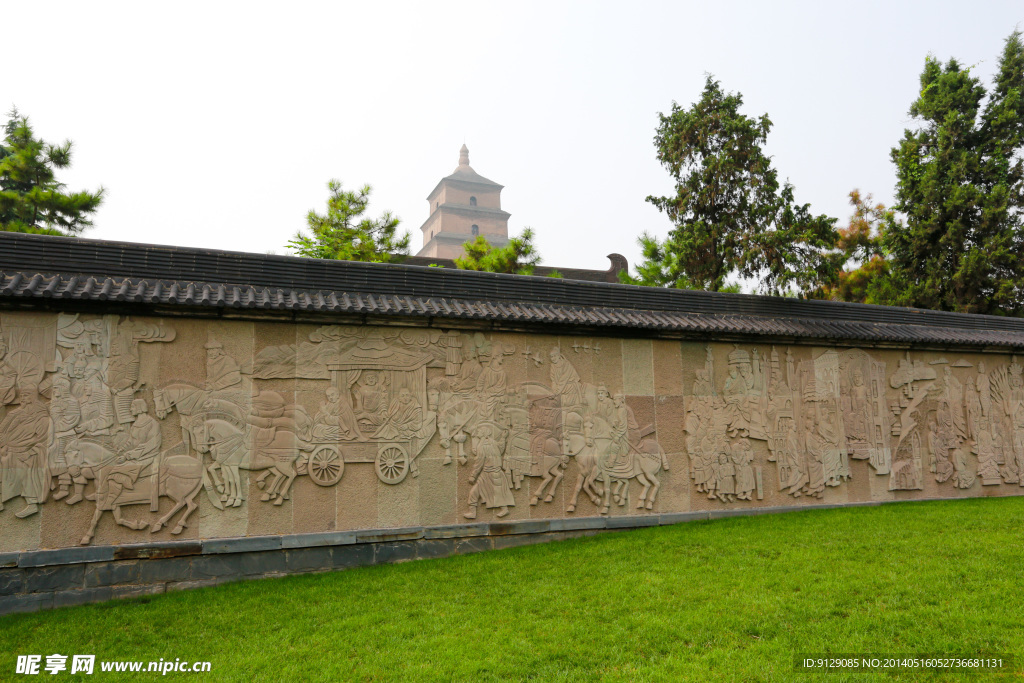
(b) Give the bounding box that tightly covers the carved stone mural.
[1,310,1023,553]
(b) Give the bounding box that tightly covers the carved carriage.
[301,421,436,487]
[298,338,438,487]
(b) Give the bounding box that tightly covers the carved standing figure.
[464,425,514,519]
[0,382,51,517]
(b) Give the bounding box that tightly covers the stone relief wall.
[1,310,1022,553]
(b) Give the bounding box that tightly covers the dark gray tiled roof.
[1,232,1022,350]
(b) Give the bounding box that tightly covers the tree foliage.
[627,77,841,295]
[289,180,409,262]
[0,108,104,235]
[814,191,896,304]
[881,31,1024,314]
[454,228,555,276]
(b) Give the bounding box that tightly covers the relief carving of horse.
[198,417,306,507]
[70,439,203,545]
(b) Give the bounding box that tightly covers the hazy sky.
[5,1,1023,275]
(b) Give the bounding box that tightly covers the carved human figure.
[0,382,52,517]
[845,368,870,442]
[964,377,982,441]
[977,361,992,418]
[590,384,615,432]
[353,372,388,426]
[374,388,423,441]
[455,345,483,392]
[96,399,162,509]
[927,420,953,483]
[777,417,806,495]
[723,346,763,438]
[1013,404,1024,488]
[549,348,583,409]
[0,335,18,405]
[803,419,825,497]
[502,388,533,489]
[610,392,640,468]
[464,426,514,519]
[693,346,715,396]
[976,428,1001,484]
[205,339,241,391]
[818,407,848,486]
[313,386,363,441]
[70,371,114,436]
[686,398,718,492]
[940,367,967,441]
[714,451,736,502]
[891,439,921,490]
[48,377,82,501]
[733,442,755,501]
[475,354,508,418]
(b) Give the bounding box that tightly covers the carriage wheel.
[308,445,344,486]
[376,445,409,485]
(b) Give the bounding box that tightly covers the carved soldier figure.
[205,339,241,391]
[48,377,81,501]
[72,371,114,436]
[464,426,514,519]
[99,400,162,505]
[0,382,52,517]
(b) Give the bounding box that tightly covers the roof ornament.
[459,144,470,167]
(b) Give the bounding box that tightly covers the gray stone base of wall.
[0,500,921,615]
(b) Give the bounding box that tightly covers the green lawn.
[2,497,1023,682]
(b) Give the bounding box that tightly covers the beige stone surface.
[0,309,1021,552]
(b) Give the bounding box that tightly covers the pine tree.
[0,109,104,235]
[454,228,554,276]
[289,180,410,262]
[882,32,1024,314]
[629,77,841,295]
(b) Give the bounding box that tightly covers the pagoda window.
[470,196,477,206]
[471,225,479,236]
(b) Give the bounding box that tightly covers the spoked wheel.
[308,445,344,486]
[376,445,409,485]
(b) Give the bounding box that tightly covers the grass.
[2,497,1024,682]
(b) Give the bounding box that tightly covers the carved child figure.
[714,451,736,503]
